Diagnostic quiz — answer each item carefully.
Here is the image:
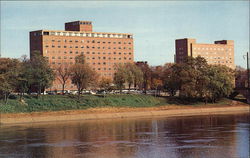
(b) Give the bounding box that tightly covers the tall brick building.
[30,21,134,91]
[175,38,235,69]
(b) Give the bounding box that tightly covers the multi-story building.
[30,21,134,91]
[175,38,235,69]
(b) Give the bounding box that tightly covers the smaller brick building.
[175,38,235,69]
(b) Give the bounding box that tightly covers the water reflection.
[0,114,249,158]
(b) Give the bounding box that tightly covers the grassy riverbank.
[0,94,234,113]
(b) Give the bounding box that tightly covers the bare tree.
[56,64,71,95]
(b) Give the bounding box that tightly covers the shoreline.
[1,104,249,125]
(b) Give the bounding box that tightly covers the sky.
[1,1,249,68]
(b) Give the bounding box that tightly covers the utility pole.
[244,52,250,103]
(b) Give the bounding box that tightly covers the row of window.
[208,61,233,64]
[51,56,132,60]
[202,56,232,60]
[45,50,132,55]
[41,31,133,39]
[49,39,132,45]
[193,47,232,51]
[46,45,132,50]
[193,52,232,55]
[51,62,128,66]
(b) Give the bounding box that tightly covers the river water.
[0,113,249,158]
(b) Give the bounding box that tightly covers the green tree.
[205,65,234,103]
[113,64,126,93]
[163,64,182,96]
[125,63,143,92]
[136,62,152,94]
[29,51,55,96]
[0,58,21,103]
[15,55,30,101]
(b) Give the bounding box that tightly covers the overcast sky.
[1,1,249,68]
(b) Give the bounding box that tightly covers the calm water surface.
[0,113,249,158]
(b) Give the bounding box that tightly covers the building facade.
[30,21,134,91]
[175,38,235,69]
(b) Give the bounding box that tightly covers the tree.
[163,64,182,96]
[150,66,165,96]
[99,77,113,91]
[136,62,152,94]
[162,56,234,103]
[113,64,126,93]
[29,51,55,97]
[0,58,21,103]
[70,55,98,99]
[205,65,234,103]
[56,64,71,95]
[15,55,30,101]
[124,63,143,92]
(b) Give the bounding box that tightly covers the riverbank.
[1,103,249,125]
[0,94,237,113]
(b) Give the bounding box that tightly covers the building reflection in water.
[0,114,249,158]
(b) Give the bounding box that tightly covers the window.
[75,46,78,48]
[43,32,49,35]
[64,46,67,48]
